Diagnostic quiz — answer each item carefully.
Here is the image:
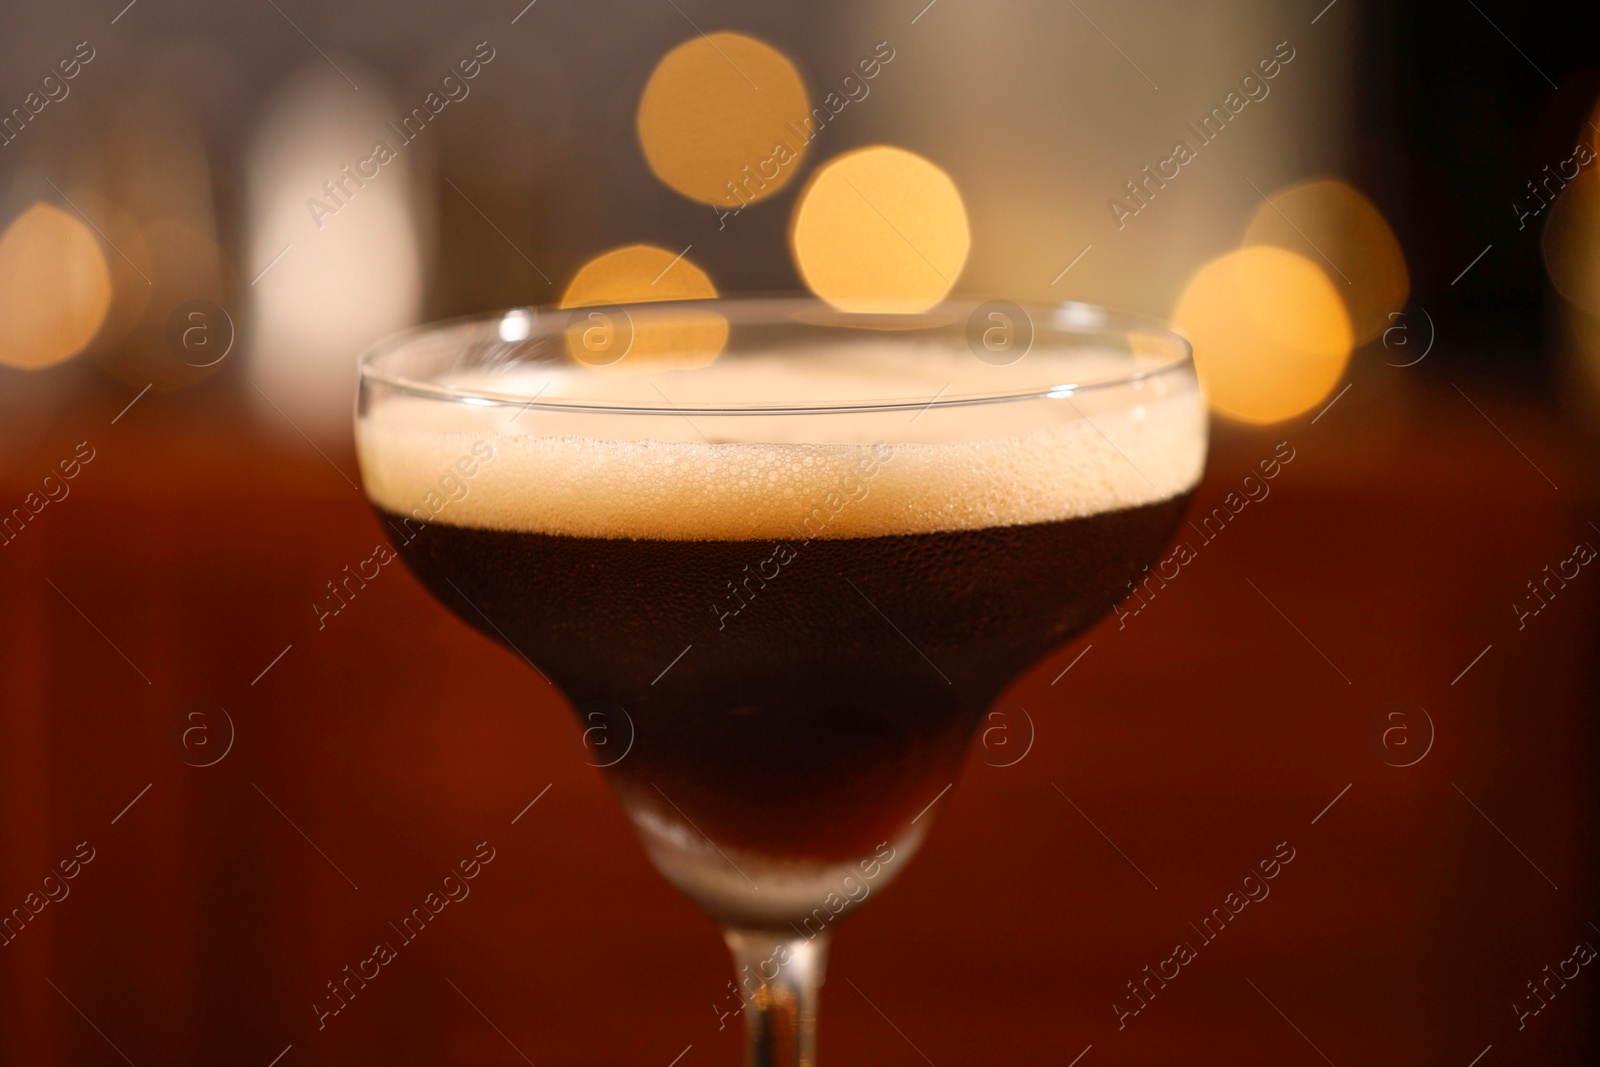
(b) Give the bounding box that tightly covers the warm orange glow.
[1173,246,1353,425]
[1242,179,1407,344]
[0,203,113,370]
[637,33,810,208]
[790,146,969,314]
[1542,170,1600,317]
[562,244,718,305]
[1241,179,1408,343]
[559,244,726,373]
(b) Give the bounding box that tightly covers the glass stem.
[723,928,830,1067]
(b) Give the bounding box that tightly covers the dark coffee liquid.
[378,496,1191,862]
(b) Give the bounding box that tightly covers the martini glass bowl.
[356,297,1206,1065]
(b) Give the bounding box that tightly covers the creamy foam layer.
[357,344,1206,540]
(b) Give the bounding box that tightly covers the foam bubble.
[357,343,1206,540]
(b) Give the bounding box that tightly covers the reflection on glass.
[559,244,727,373]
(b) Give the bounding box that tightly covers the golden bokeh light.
[1542,169,1600,317]
[790,146,969,314]
[1242,179,1407,344]
[559,244,727,373]
[1173,246,1353,425]
[637,32,810,208]
[0,203,113,371]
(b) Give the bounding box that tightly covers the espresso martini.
[358,340,1205,928]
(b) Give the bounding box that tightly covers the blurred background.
[2,0,1598,1063]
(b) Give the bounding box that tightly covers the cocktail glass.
[355,297,1206,1065]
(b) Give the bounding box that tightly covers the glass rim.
[357,296,1195,417]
